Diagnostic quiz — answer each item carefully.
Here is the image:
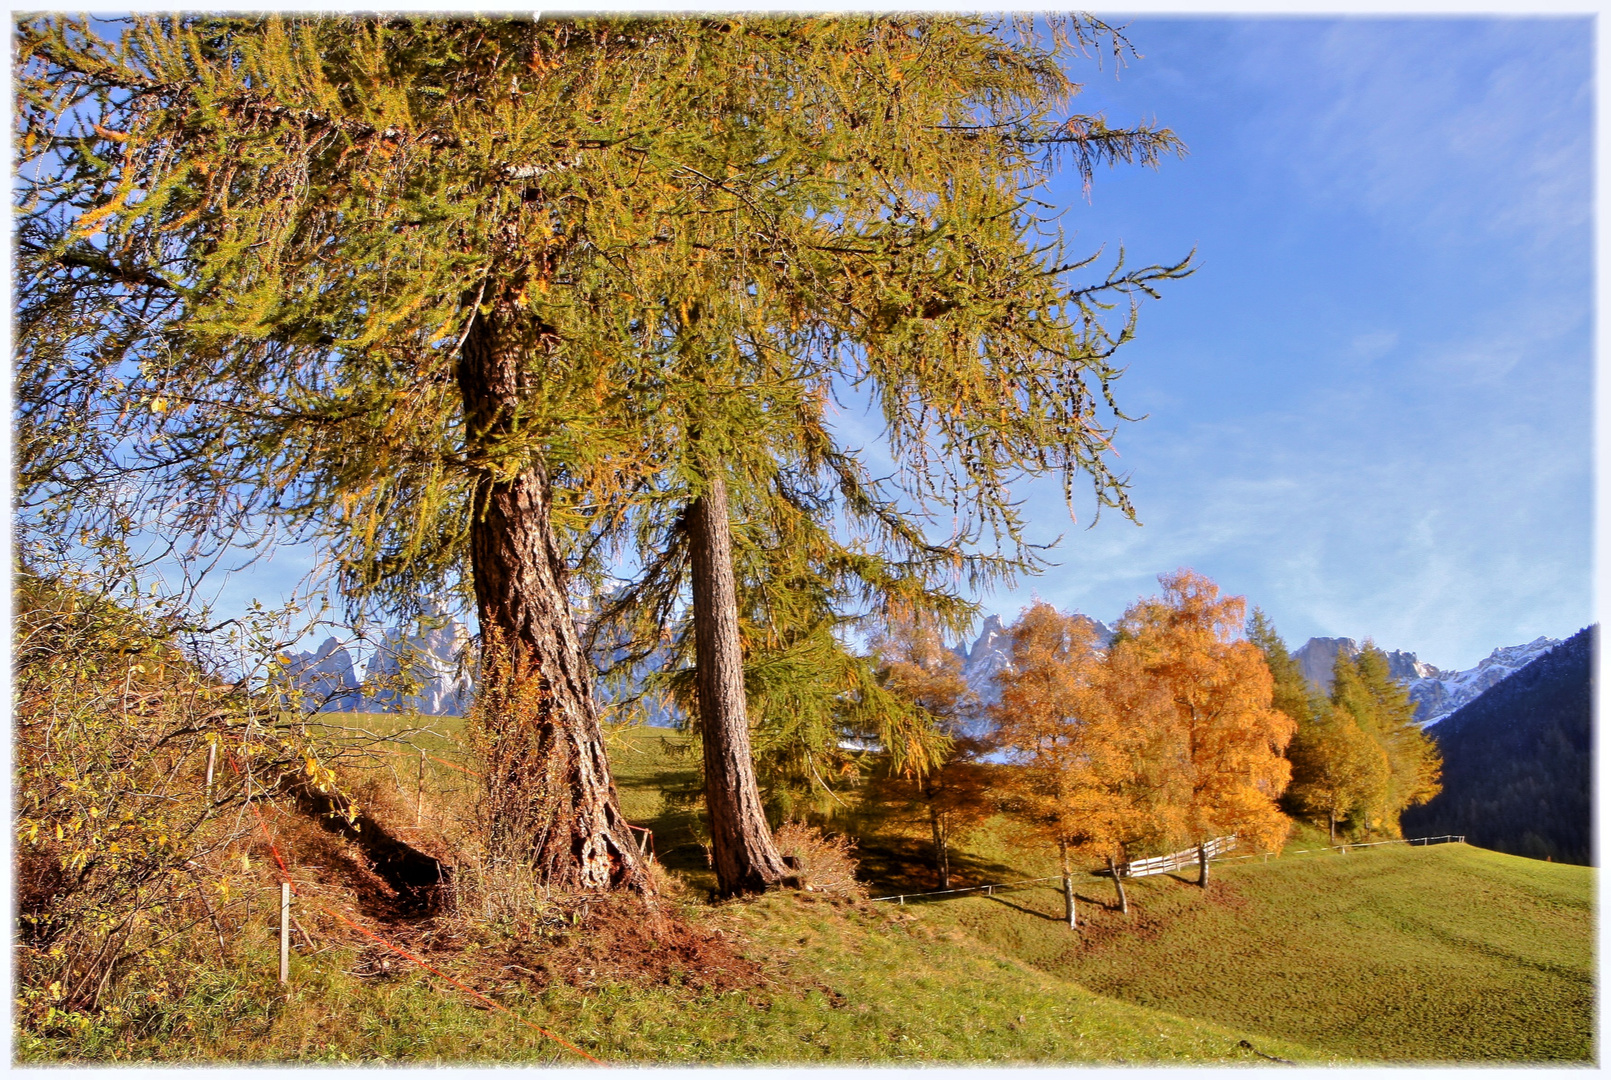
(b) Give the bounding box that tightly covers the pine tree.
[1330,643,1441,837]
[1287,705,1388,843]
[1246,609,1380,843]
[1246,608,1320,729]
[549,14,1191,893]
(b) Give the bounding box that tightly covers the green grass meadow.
[15,723,1595,1064]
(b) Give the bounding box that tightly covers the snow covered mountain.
[281,636,364,713]
[1404,637,1561,727]
[1291,637,1436,696]
[363,611,476,716]
[283,606,476,716]
[955,612,1114,708]
[1291,634,1561,727]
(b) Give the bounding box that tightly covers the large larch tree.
[17,14,1188,895]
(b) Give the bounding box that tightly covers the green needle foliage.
[17,13,1189,885]
[17,13,1185,611]
[1329,644,1442,838]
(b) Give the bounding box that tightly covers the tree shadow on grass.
[852,834,1025,897]
[982,894,1062,922]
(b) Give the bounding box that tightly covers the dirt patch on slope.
[496,893,769,996]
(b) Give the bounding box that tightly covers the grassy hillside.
[923,845,1593,1062]
[15,723,1594,1064]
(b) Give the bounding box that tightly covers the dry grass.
[773,821,865,897]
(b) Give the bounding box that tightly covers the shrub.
[13,563,354,1019]
[772,822,865,898]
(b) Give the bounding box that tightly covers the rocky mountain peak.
[1292,633,1560,727]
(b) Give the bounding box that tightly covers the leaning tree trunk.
[1059,841,1077,931]
[687,469,790,896]
[1107,854,1129,914]
[458,300,647,893]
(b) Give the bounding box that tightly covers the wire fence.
[866,833,1468,905]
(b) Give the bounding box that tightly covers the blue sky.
[917,16,1594,671]
[177,16,1593,675]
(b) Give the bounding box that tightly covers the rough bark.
[930,806,951,890]
[1059,841,1077,930]
[1107,854,1128,914]
[687,469,790,896]
[458,299,646,892]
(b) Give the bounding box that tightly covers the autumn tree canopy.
[866,612,992,890]
[17,14,1188,894]
[1109,571,1295,876]
[990,603,1149,926]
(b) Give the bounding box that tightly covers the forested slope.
[1401,625,1595,864]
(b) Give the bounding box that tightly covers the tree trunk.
[1198,841,1210,888]
[930,807,950,890]
[1329,811,1336,846]
[1059,841,1077,931]
[458,300,646,892]
[687,469,790,896]
[1107,854,1128,914]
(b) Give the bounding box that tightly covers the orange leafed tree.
[867,612,993,890]
[991,603,1156,927]
[1111,570,1296,885]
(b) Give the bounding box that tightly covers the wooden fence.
[1102,835,1237,880]
[867,833,1467,905]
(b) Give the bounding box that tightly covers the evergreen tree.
[1246,608,1320,729]
[554,14,1191,893]
[1287,705,1388,843]
[1246,609,1380,842]
[1330,643,1441,837]
[18,14,674,890]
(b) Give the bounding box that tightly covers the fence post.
[416,748,426,827]
[280,881,291,985]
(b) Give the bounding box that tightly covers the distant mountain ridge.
[954,614,1560,731]
[1291,637,1434,694]
[282,606,475,716]
[289,601,1567,732]
[1402,626,1595,865]
[1291,634,1560,727]
[953,612,1114,709]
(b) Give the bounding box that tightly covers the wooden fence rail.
[866,834,1468,905]
[1104,835,1238,880]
